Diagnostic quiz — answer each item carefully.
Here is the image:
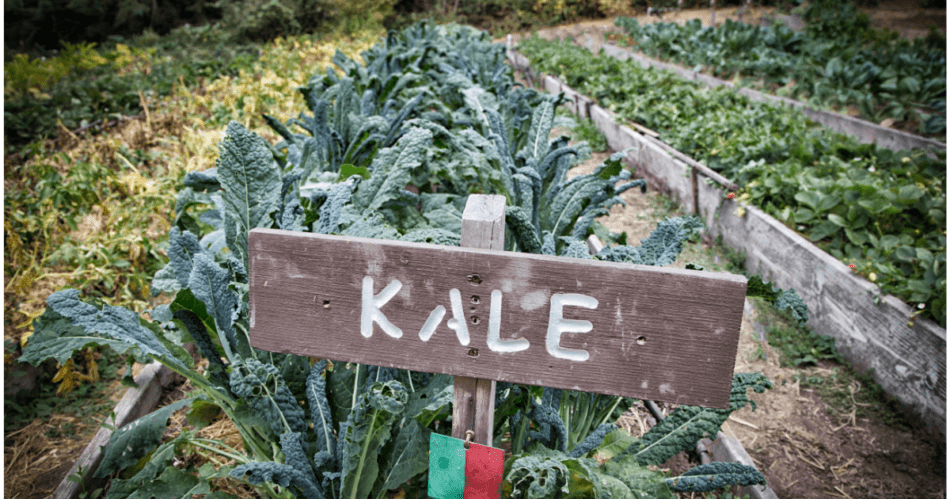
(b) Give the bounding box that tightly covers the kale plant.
[20,22,771,498]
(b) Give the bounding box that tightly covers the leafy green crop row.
[614,0,947,138]
[20,22,771,498]
[518,36,946,327]
[4,24,262,151]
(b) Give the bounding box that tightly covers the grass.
[4,25,380,497]
[795,366,911,430]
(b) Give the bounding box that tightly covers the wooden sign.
[248,225,746,408]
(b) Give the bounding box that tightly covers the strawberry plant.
[518,36,946,327]
[18,23,769,498]
[614,0,946,138]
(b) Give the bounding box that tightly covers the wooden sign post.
[248,195,748,443]
[453,194,506,445]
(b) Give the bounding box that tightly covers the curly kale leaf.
[229,357,307,437]
[96,397,196,478]
[629,373,772,466]
[666,462,766,492]
[596,216,703,267]
[231,462,323,499]
[217,121,283,265]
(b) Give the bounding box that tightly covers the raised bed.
[51,360,180,498]
[508,48,946,438]
[598,43,945,157]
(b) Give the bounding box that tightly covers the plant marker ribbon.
[429,431,504,499]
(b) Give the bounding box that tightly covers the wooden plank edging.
[508,49,946,437]
[52,361,177,499]
[587,235,778,497]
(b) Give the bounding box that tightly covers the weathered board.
[248,228,747,408]
[452,194,505,445]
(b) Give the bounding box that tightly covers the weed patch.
[796,367,910,430]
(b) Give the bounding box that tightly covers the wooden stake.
[452,194,506,446]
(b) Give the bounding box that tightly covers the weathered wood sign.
[248,221,747,408]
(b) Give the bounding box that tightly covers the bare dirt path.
[563,141,945,498]
[557,59,946,495]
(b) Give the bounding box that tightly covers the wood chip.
[728,415,759,430]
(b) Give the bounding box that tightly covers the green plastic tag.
[429,433,466,499]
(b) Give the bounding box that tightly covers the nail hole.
[323,300,331,309]
[471,295,480,304]
[471,316,480,324]
[467,274,482,285]
[468,348,479,357]
[636,336,646,346]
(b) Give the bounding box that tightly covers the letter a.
[361,277,403,339]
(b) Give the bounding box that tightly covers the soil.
[5,3,947,497]
[566,140,946,498]
[544,9,949,496]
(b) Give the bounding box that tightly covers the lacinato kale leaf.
[96,397,197,478]
[339,380,408,499]
[217,121,283,266]
[628,373,772,466]
[666,461,766,492]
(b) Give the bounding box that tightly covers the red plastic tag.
[429,434,504,499]
[462,442,504,499]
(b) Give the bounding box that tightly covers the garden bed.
[598,43,945,156]
[506,48,946,438]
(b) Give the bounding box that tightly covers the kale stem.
[599,396,624,427]
[189,439,251,464]
[190,437,247,459]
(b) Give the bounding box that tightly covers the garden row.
[613,0,947,139]
[24,22,772,498]
[517,36,946,329]
[506,40,945,435]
